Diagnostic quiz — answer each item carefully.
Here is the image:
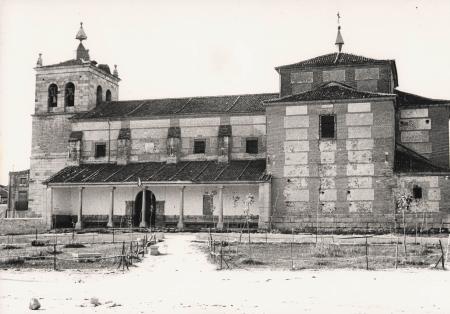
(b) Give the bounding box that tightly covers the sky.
[0,0,450,185]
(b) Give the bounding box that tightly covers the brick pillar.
[216,185,224,230]
[107,187,115,228]
[75,187,84,230]
[140,187,148,228]
[258,182,272,229]
[177,186,185,230]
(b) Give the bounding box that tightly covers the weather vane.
[337,12,341,26]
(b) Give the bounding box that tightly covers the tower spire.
[76,22,87,42]
[75,22,90,61]
[335,12,344,53]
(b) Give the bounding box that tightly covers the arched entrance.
[133,190,156,227]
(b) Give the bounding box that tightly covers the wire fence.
[0,229,164,270]
[202,229,449,271]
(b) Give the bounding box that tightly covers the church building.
[27,23,450,231]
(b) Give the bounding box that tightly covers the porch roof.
[46,160,270,186]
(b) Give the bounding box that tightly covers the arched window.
[65,82,75,107]
[48,84,58,107]
[96,86,103,105]
[105,89,112,102]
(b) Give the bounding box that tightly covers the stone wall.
[0,218,47,235]
[266,99,396,228]
[35,64,119,114]
[279,64,394,97]
[397,106,450,169]
[72,114,266,163]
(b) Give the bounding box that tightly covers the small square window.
[194,139,206,154]
[320,115,336,139]
[246,138,258,154]
[19,178,27,185]
[413,185,422,199]
[95,143,106,158]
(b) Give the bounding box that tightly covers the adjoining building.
[7,170,30,218]
[28,23,450,231]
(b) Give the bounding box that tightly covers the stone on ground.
[28,298,41,310]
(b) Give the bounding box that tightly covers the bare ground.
[1,233,449,314]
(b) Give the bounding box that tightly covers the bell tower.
[29,23,120,222]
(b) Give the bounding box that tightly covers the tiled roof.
[46,160,270,185]
[395,89,450,107]
[265,83,394,103]
[69,131,83,141]
[39,59,115,77]
[276,52,393,70]
[72,93,278,120]
[395,143,448,173]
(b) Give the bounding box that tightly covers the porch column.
[48,187,54,229]
[140,186,148,228]
[258,182,272,229]
[177,186,185,230]
[75,187,84,229]
[216,185,224,230]
[107,187,115,228]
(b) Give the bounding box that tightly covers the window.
[95,143,106,158]
[65,82,75,107]
[203,194,213,216]
[320,115,336,139]
[194,139,206,154]
[96,86,103,105]
[19,178,27,185]
[16,191,28,211]
[48,84,58,107]
[105,90,112,102]
[413,185,422,199]
[246,138,258,154]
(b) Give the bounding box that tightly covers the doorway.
[133,190,156,227]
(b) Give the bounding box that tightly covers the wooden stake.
[395,236,399,269]
[53,244,57,271]
[439,240,445,270]
[365,237,369,270]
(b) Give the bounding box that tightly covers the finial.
[36,53,43,67]
[113,64,119,77]
[335,12,344,53]
[76,22,88,42]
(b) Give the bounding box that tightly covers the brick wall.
[279,64,394,97]
[266,99,396,229]
[398,106,450,168]
[0,218,47,235]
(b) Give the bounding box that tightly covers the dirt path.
[1,233,450,313]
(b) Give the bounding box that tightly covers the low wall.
[0,218,48,235]
[268,212,450,233]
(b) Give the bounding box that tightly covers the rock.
[90,297,101,307]
[29,298,41,310]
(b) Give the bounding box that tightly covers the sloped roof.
[265,83,394,103]
[395,143,448,173]
[46,160,270,185]
[395,89,450,107]
[72,93,278,120]
[39,59,116,77]
[276,52,394,70]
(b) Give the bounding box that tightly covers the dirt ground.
[1,233,449,314]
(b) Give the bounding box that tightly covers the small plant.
[64,243,86,248]
[2,245,20,250]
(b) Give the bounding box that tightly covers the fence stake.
[290,241,294,270]
[129,241,133,265]
[35,228,38,241]
[439,240,445,270]
[113,228,115,243]
[365,237,369,270]
[220,241,223,270]
[142,238,145,257]
[395,236,399,269]
[53,244,57,271]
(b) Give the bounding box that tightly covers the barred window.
[320,115,336,139]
